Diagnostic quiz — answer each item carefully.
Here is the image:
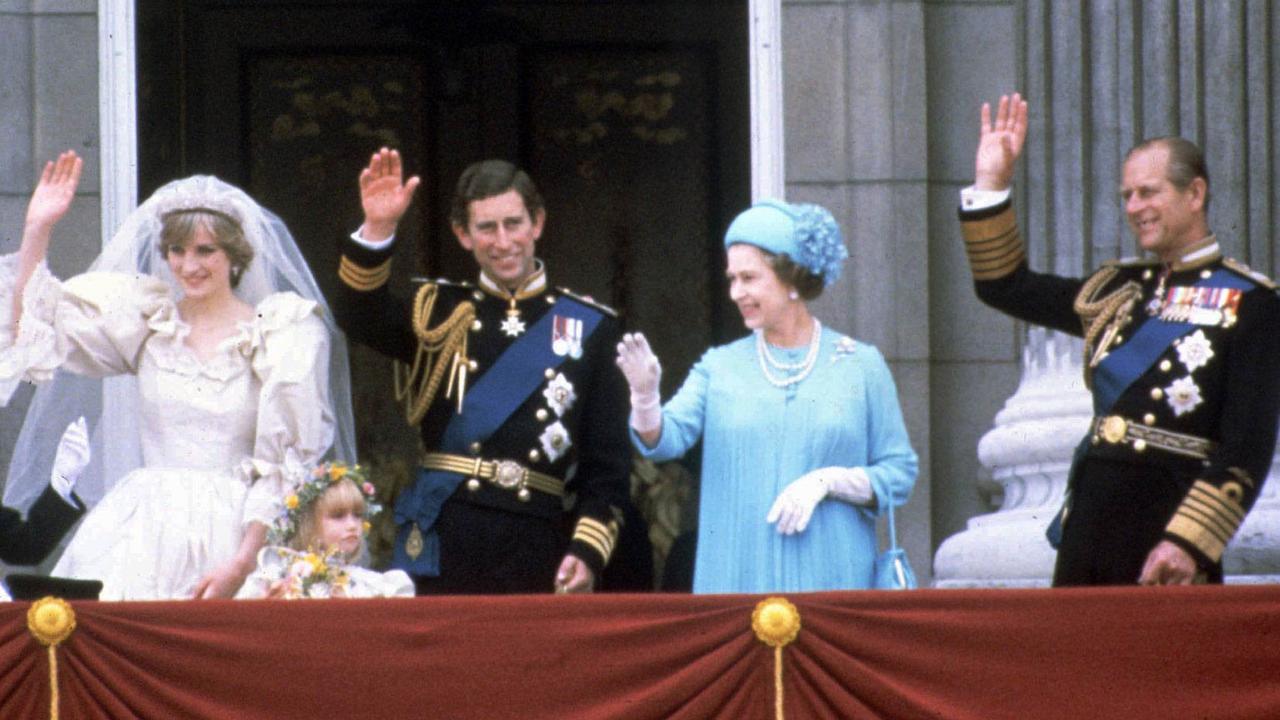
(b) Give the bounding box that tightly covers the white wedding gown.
[1,257,335,600]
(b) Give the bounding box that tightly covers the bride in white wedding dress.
[0,151,356,600]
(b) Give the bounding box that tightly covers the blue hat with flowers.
[723,200,848,287]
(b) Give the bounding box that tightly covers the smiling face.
[1121,144,1208,261]
[726,243,795,333]
[164,224,234,300]
[452,189,545,290]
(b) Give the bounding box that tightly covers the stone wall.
[0,0,100,480]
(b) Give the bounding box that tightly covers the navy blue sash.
[392,295,604,576]
[1091,268,1251,414]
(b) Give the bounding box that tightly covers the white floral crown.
[268,461,382,547]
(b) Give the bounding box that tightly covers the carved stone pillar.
[933,330,1087,588]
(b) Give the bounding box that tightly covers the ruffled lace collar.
[147,292,317,382]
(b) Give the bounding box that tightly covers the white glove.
[766,466,873,535]
[615,332,662,433]
[50,416,90,503]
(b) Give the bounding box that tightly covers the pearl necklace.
[755,319,822,388]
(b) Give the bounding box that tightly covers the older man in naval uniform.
[335,149,629,594]
[959,94,1280,586]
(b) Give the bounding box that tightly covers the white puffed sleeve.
[240,292,337,527]
[0,254,172,404]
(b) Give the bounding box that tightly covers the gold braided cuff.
[339,255,392,291]
[572,516,619,566]
[961,205,1024,280]
[1165,480,1246,563]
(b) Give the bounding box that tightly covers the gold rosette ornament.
[752,597,801,720]
[27,596,77,720]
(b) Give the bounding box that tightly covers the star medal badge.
[501,309,526,337]
[1164,376,1203,417]
[539,420,573,462]
[552,315,584,359]
[542,373,577,416]
[1175,329,1214,373]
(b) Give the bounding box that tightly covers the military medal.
[406,523,424,560]
[542,373,577,416]
[1175,330,1214,373]
[479,261,546,337]
[1152,285,1242,327]
[552,315,584,358]
[1165,376,1203,417]
[501,305,527,337]
[1145,270,1169,316]
[539,421,572,462]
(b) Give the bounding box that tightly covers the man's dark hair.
[1127,136,1211,212]
[449,159,545,227]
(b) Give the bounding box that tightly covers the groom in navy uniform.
[335,149,630,594]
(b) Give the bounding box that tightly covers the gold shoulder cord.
[1072,266,1142,387]
[393,283,476,425]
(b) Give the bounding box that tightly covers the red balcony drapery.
[2,585,1277,719]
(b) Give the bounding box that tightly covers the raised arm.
[13,151,82,330]
[615,332,663,447]
[974,92,1028,191]
[358,147,421,242]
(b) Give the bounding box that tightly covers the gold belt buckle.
[492,460,525,490]
[1100,416,1128,444]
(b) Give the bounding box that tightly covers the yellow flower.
[285,494,299,510]
[362,520,372,533]
[328,464,347,481]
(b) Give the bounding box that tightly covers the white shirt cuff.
[50,475,75,505]
[351,227,396,251]
[960,186,1011,211]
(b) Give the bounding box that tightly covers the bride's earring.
[788,289,799,301]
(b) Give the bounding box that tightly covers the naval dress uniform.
[335,236,630,594]
[961,199,1280,586]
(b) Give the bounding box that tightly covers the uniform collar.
[1169,235,1220,272]
[478,259,548,302]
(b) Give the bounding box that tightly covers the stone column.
[934,330,1088,588]
[783,0,933,582]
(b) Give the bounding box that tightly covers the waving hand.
[24,151,83,234]
[13,151,83,335]
[359,147,421,242]
[974,93,1028,191]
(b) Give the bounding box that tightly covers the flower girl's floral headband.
[268,462,381,546]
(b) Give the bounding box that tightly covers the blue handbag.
[873,500,917,590]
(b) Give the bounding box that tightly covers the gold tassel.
[393,283,476,426]
[27,596,77,720]
[1073,267,1142,386]
[752,597,801,720]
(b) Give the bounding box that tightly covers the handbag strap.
[884,499,900,552]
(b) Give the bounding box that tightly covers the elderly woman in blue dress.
[616,201,918,593]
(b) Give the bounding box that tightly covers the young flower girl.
[242,463,412,599]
